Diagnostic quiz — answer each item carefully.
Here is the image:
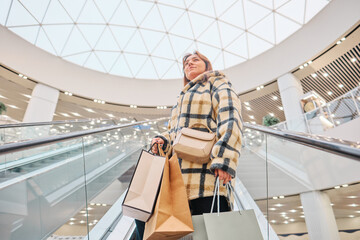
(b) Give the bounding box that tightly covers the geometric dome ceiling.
[1,0,330,80]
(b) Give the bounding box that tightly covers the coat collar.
[180,70,225,95]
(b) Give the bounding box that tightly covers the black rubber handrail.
[0,118,168,154]
[0,118,117,129]
[244,123,360,161]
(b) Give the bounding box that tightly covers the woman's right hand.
[151,137,164,154]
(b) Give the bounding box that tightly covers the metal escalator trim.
[0,117,169,154]
[244,123,360,161]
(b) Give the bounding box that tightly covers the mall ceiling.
[1,0,331,79]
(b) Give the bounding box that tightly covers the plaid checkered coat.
[157,70,243,200]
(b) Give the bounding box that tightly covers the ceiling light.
[106,114,114,118]
[270,220,276,223]
[65,91,73,96]
[60,113,70,117]
[260,85,264,89]
[96,203,101,206]
[0,94,7,99]
[323,73,329,77]
[331,114,335,117]
[251,121,256,124]
[304,63,308,67]
[338,84,344,88]
[284,221,289,224]
[341,37,346,41]
[269,113,275,117]
[245,106,251,111]
[342,184,348,187]
[89,223,93,226]
[269,208,276,211]
[349,204,359,207]
[94,99,98,103]
[327,91,333,95]
[290,219,295,222]
[311,73,317,78]
[71,112,81,117]
[278,106,283,110]
[22,94,32,98]
[84,108,95,113]
[273,197,278,199]
[272,96,278,100]
[102,204,107,206]
[249,115,254,119]
[347,196,357,199]
[300,215,305,218]
[87,207,93,210]
[299,66,304,70]
[336,121,340,124]
[308,61,312,64]
[289,209,297,213]
[244,102,249,106]
[101,101,105,104]
[336,40,341,45]
[274,204,283,207]
[256,87,260,91]
[334,186,340,189]
[80,220,85,224]
[18,74,23,77]
[69,222,74,225]
[330,203,334,206]
[279,196,285,199]
[23,76,28,79]
[8,104,19,109]
[349,215,355,218]
[70,218,76,221]
[351,58,357,62]
[298,206,303,209]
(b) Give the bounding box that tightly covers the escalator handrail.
[0,118,116,129]
[0,117,168,154]
[244,123,360,161]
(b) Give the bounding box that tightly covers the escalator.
[0,119,168,240]
[0,120,359,239]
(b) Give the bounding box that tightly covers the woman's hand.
[214,169,232,185]
[151,137,164,154]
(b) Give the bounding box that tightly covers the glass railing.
[273,86,360,134]
[240,123,360,239]
[0,119,117,145]
[0,118,168,240]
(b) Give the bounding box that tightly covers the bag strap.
[189,123,213,133]
[227,183,245,214]
[210,177,220,216]
[148,142,165,157]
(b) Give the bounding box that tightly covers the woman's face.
[184,54,206,81]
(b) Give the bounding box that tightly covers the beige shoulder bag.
[173,123,216,164]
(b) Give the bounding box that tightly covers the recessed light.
[80,220,85,224]
[272,96,278,100]
[349,215,355,218]
[290,219,295,222]
[284,221,289,224]
[299,66,304,70]
[278,106,283,110]
[304,63,308,67]
[269,113,274,117]
[8,104,19,109]
[327,91,333,95]
[336,40,341,45]
[270,220,276,223]
[351,58,357,62]
[269,208,276,211]
[338,84,344,88]
[300,215,305,218]
[289,209,297,213]
[342,184,348,187]
[341,37,345,41]
[70,218,76,221]
[349,204,359,207]
[308,61,312,64]
[274,204,283,207]
[279,196,285,199]
[311,73,317,78]
[69,222,74,225]
[323,73,329,77]
[84,108,95,113]
[273,196,278,199]
[347,196,357,199]
[249,115,254,119]
[245,106,251,111]
[244,102,249,106]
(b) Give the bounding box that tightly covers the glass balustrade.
[240,126,360,239]
[0,119,117,145]
[0,119,167,240]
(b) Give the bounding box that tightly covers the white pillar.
[300,191,340,240]
[277,73,307,132]
[23,83,59,123]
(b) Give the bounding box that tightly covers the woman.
[136,51,243,239]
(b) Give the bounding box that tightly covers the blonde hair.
[182,51,213,86]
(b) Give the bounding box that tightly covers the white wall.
[1,0,359,106]
[321,117,360,143]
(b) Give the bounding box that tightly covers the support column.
[300,191,340,240]
[23,83,59,123]
[277,73,307,132]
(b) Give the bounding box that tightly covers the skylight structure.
[1,0,330,79]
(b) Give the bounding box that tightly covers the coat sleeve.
[154,106,176,153]
[210,78,243,178]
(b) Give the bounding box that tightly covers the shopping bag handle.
[148,142,165,157]
[210,177,246,216]
[210,177,221,216]
[226,183,245,214]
